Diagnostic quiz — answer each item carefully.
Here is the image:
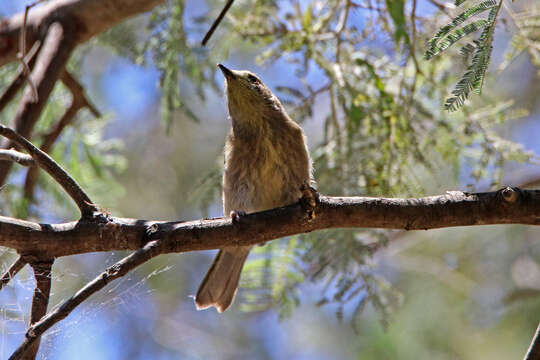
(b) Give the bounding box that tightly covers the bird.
[195,64,312,312]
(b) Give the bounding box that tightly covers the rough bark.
[0,187,538,259]
[0,0,165,66]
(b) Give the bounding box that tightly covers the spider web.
[0,248,174,359]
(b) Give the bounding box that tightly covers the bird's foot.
[300,182,319,220]
[230,210,247,223]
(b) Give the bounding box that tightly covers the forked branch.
[0,256,27,290]
[0,125,97,217]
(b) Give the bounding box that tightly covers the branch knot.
[501,186,519,203]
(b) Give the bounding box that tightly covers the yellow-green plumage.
[195,65,311,312]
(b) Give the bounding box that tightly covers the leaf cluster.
[425,0,502,111]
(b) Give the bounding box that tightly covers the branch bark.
[0,149,35,167]
[525,323,540,360]
[0,187,538,259]
[0,0,166,67]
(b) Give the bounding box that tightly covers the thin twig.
[524,323,540,360]
[427,0,452,17]
[23,259,53,360]
[23,102,80,203]
[0,125,97,217]
[335,0,351,63]
[0,41,41,112]
[18,1,45,103]
[0,149,35,167]
[0,256,27,290]
[409,0,423,78]
[60,71,101,118]
[201,0,235,46]
[9,241,161,360]
[24,71,101,202]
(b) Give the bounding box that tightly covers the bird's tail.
[195,247,250,312]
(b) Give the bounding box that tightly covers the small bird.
[195,64,312,312]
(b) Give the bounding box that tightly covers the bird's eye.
[247,74,259,84]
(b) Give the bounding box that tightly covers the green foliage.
[4,0,534,333]
[100,0,222,132]
[501,5,540,72]
[425,0,502,111]
[385,0,410,45]
[187,0,536,326]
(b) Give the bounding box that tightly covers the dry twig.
[0,256,26,290]
[201,0,235,45]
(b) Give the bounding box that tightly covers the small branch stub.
[502,186,518,203]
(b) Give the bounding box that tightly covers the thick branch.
[0,187,538,258]
[0,256,26,290]
[525,323,540,360]
[0,0,166,67]
[21,259,53,360]
[0,125,97,217]
[0,21,75,185]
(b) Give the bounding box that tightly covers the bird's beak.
[218,64,235,80]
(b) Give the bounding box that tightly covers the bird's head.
[218,64,284,127]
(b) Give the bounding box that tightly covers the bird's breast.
[223,130,309,214]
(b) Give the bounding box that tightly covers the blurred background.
[1,0,540,358]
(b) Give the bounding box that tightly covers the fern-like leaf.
[425,0,497,59]
[426,19,488,59]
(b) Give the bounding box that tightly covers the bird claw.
[300,182,319,220]
[230,210,247,223]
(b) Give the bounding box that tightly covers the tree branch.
[0,256,26,290]
[4,186,540,359]
[0,149,35,167]
[23,71,100,203]
[0,125,97,217]
[0,187,537,258]
[22,259,53,360]
[60,71,101,118]
[525,323,540,360]
[0,0,166,67]
[0,21,75,186]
